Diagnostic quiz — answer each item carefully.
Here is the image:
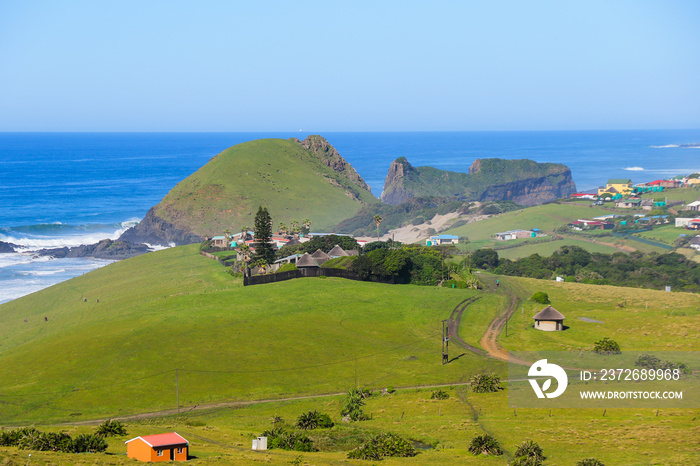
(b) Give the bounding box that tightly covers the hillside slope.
[120,136,377,246]
[380,157,576,205]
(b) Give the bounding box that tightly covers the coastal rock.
[36,239,150,260]
[292,135,372,192]
[0,241,17,253]
[118,207,203,247]
[380,157,576,206]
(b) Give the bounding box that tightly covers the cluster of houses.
[571,176,700,204]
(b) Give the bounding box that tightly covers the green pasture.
[632,223,689,245]
[0,245,493,425]
[495,238,620,260]
[497,277,700,353]
[2,387,696,465]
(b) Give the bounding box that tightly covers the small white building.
[426,235,459,246]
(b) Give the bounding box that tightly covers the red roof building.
[126,432,189,462]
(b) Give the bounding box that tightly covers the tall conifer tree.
[253,206,275,264]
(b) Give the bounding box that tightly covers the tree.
[301,218,311,235]
[471,248,499,269]
[530,292,550,304]
[277,222,288,235]
[290,219,300,235]
[373,214,383,241]
[513,440,546,465]
[253,206,275,265]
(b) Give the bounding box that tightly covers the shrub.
[261,428,316,452]
[468,434,503,456]
[277,262,298,273]
[592,337,621,355]
[73,433,108,453]
[430,389,449,400]
[18,431,73,452]
[469,373,501,393]
[513,440,546,465]
[341,389,370,421]
[442,279,468,289]
[577,459,605,466]
[347,432,417,460]
[295,410,334,430]
[95,418,127,437]
[471,249,499,269]
[530,292,550,304]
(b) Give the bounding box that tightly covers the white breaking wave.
[0,219,140,251]
[650,144,680,148]
[624,167,645,171]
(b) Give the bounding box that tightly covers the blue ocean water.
[1,130,699,303]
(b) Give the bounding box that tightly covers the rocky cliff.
[35,239,150,260]
[118,207,204,246]
[380,157,576,206]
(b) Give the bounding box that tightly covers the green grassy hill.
[0,245,487,424]
[147,137,377,238]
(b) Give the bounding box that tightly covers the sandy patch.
[357,211,490,244]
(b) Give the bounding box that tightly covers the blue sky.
[1,1,698,131]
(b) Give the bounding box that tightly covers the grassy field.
[0,245,493,425]
[643,186,700,203]
[2,387,696,465]
[495,238,620,260]
[497,277,700,353]
[633,223,689,245]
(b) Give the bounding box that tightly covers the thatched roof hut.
[311,249,332,265]
[328,245,349,257]
[533,306,565,331]
[296,253,319,268]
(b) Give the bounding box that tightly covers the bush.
[471,249,499,269]
[277,262,298,273]
[530,292,550,304]
[95,419,127,437]
[261,428,316,452]
[73,433,108,453]
[341,388,369,421]
[442,279,468,289]
[430,389,450,400]
[295,410,334,430]
[347,432,417,460]
[469,373,501,393]
[593,337,621,355]
[577,459,605,466]
[468,434,503,456]
[513,440,546,465]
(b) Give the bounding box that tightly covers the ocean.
[1,130,700,304]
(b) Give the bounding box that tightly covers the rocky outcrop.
[292,135,372,192]
[118,207,203,247]
[379,157,415,205]
[35,239,150,260]
[380,157,576,206]
[0,241,17,253]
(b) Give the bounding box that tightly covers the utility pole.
[176,369,180,412]
[442,319,449,365]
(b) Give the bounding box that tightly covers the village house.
[426,234,459,246]
[568,220,614,231]
[646,179,681,189]
[598,179,633,196]
[687,219,700,231]
[533,306,566,331]
[494,229,543,241]
[615,198,642,209]
[570,193,598,200]
[686,200,700,211]
[126,433,189,462]
[689,235,700,251]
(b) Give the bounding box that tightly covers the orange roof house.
[126,432,189,462]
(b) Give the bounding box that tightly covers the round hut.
[533,306,565,331]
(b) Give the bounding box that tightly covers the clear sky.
[1,1,698,131]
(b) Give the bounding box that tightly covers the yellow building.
[598,178,633,196]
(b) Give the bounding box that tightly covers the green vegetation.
[295,411,334,430]
[530,291,550,304]
[513,440,546,465]
[95,419,127,437]
[0,245,487,424]
[469,373,502,393]
[260,427,316,452]
[493,245,700,291]
[276,234,359,258]
[152,137,377,236]
[592,337,621,355]
[468,434,503,456]
[346,432,417,460]
[0,428,107,454]
[430,389,449,400]
[341,389,370,422]
[253,206,275,264]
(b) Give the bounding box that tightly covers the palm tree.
[302,218,311,235]
[240,225,250,240]
[290,220,300,235]
[223,229,231,247]
[278,222,288,235]
[373,214,383,241]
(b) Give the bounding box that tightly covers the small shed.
[533,306,565,331]
[126,432,189,462]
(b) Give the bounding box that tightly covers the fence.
[243,267,395,286]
